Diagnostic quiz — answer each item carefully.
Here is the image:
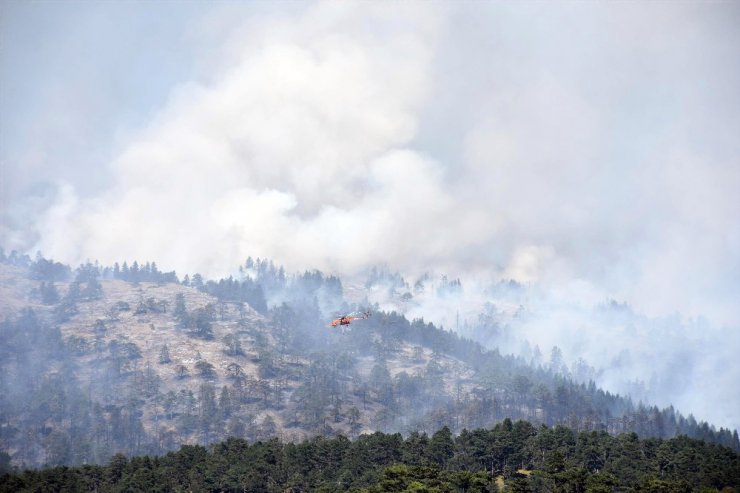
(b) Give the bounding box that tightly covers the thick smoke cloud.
[2,2,739,428]
[22,3,454,275]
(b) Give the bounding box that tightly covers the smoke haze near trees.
[1,1,739,444]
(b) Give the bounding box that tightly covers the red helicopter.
[330,310,371,328]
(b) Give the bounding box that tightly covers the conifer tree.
[159,344,171,364]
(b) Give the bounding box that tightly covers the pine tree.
[40,281,61,304]
[159,344,171,364]
[130,261,140,283]
[218,386,232,419]
[174,293,188,326]
[430,426,455,468]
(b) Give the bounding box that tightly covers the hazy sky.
[2,1,739,426]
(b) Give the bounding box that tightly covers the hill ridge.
[0,251,737,470]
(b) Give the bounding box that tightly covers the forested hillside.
[0,250,737,472]
[2,420,739,492]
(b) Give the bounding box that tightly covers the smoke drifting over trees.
[2,2,739,323]
[0,252,738,472]
[1,0,739,473]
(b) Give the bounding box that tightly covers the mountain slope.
[0,253,737,469]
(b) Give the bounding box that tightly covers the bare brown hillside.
[4,259,735,468]
[0,266,478,465]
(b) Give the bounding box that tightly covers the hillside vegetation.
[2,420,739,492]
[0,250,737,471]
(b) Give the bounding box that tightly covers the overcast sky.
[2,1,739,427]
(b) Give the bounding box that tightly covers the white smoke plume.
[2,2,739,429]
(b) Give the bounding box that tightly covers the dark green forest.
[2,419,739,492]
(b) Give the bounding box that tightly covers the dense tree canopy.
[1,421,738,492]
